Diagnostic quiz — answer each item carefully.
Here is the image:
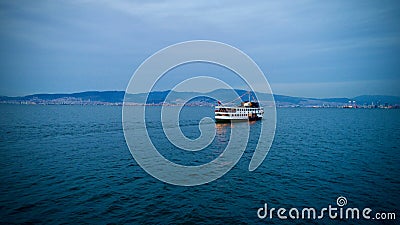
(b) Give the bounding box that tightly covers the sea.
[0,105,399,224]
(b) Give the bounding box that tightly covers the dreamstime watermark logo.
[257,196,397,221]
[122,40,276,186]
[336,196,347,207]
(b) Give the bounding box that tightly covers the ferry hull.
[215,116,263,123]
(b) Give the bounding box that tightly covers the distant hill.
[1,90,399,107]
[0,91,124,103]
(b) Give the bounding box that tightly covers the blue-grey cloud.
[0,0,399,97]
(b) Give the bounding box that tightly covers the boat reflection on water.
[215,122,230,138]
[215,120,257,130]
[214,120,258,143]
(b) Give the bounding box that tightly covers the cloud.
[0,0,399,97]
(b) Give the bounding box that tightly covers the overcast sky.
[0,0,399,97]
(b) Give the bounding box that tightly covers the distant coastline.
[1,90,399,108]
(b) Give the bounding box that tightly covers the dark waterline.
[0,105,399,224]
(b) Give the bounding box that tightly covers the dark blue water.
[0,105,399,224]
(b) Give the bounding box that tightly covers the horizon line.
[1,89,400,100]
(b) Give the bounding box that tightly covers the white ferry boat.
[215,101,264,122]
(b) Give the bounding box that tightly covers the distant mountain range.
[1,90,399,107]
